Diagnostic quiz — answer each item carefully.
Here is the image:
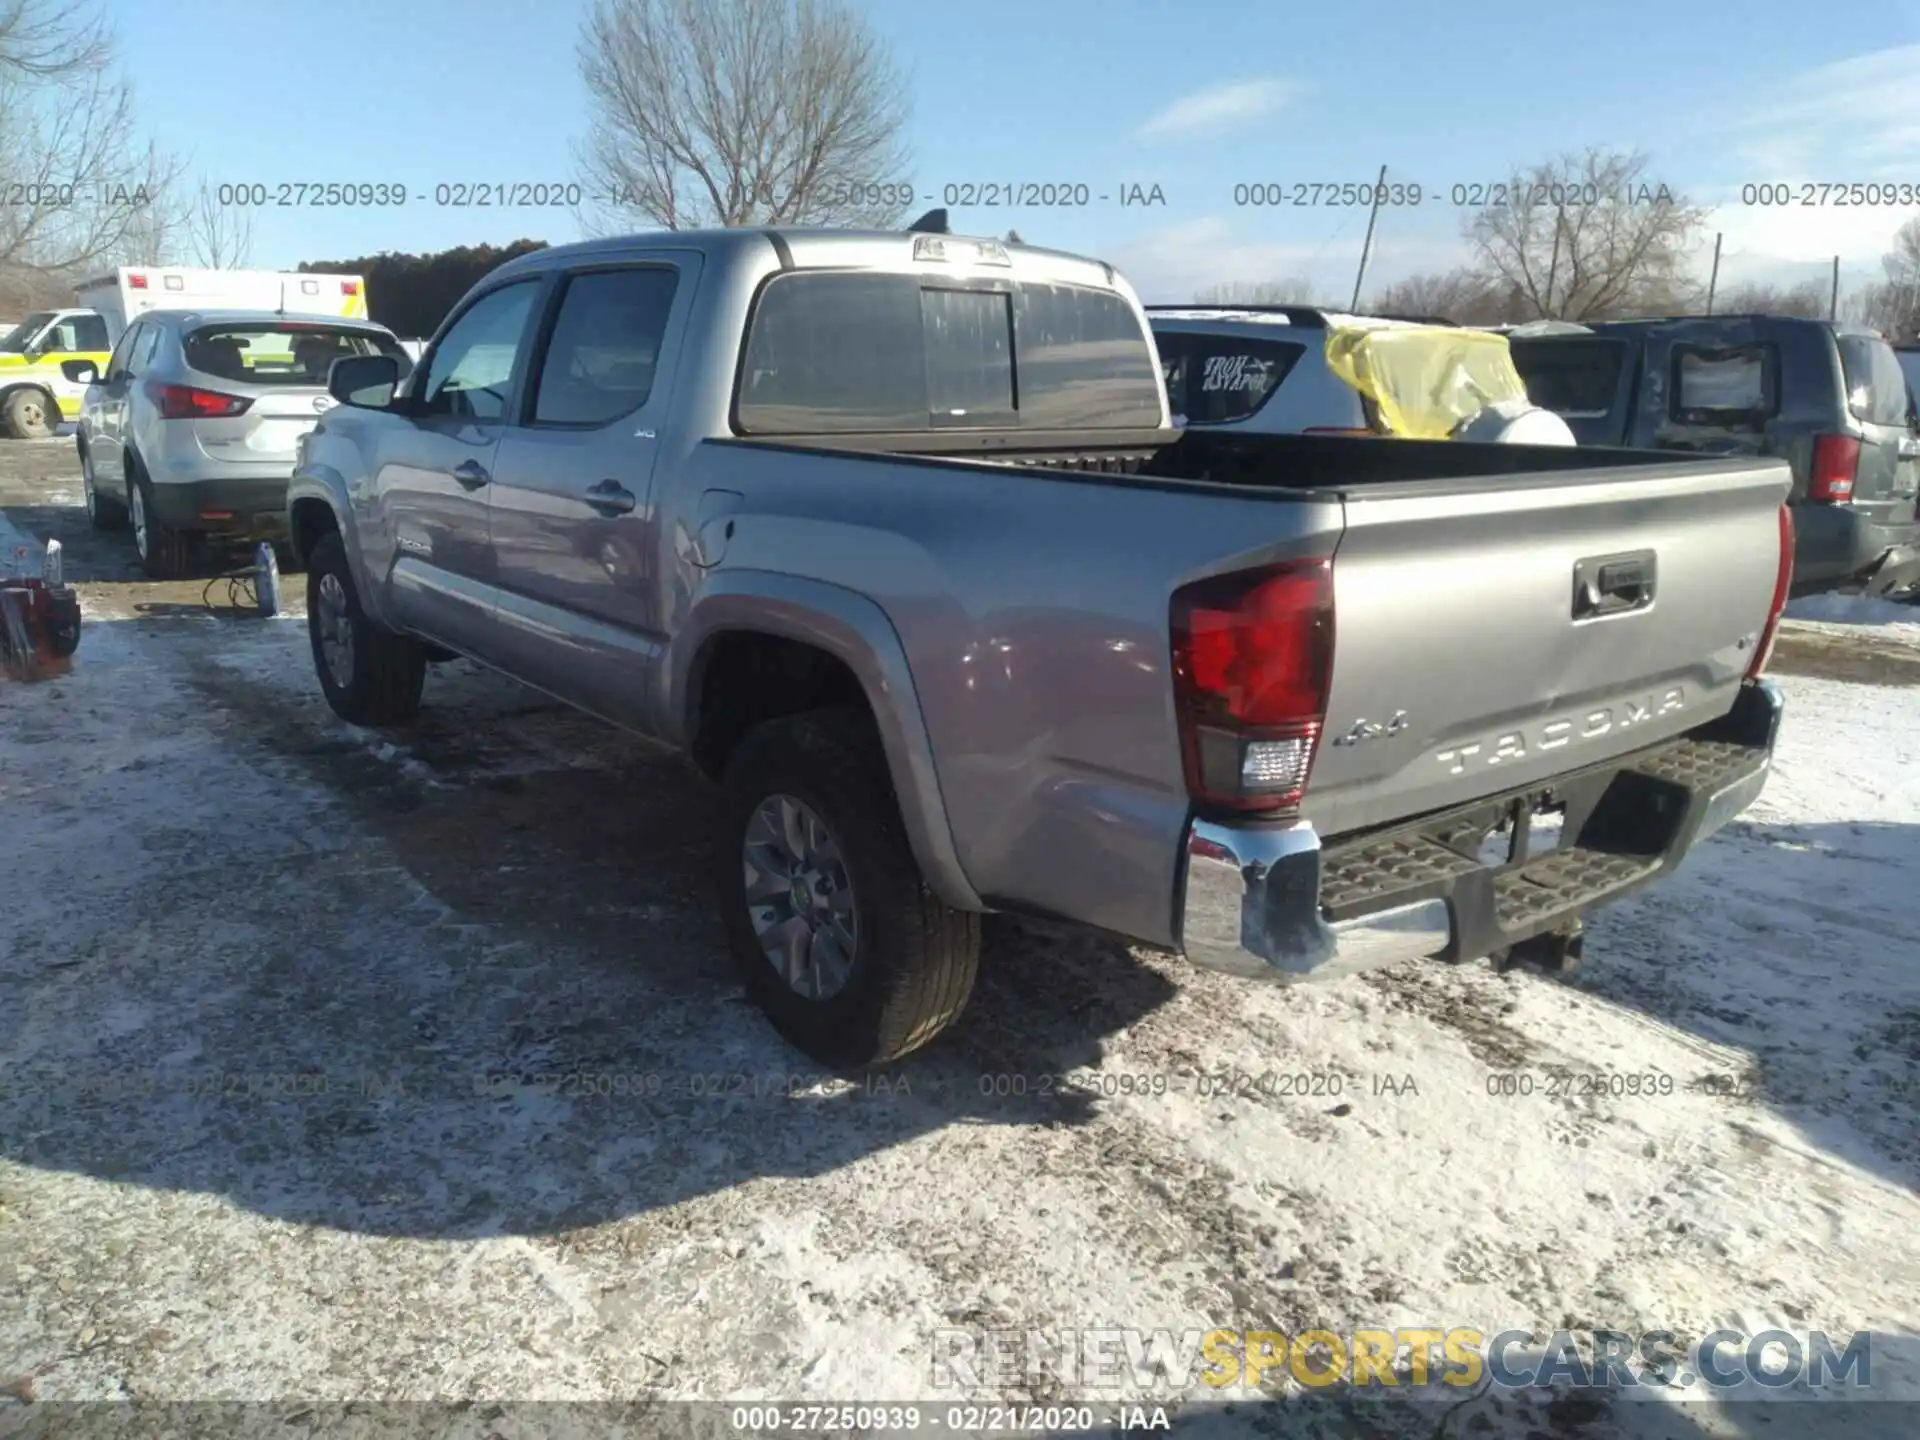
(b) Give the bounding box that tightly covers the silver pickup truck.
[287,225,1793,1070]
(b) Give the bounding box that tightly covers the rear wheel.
[3,387,55,440]
[80,443,127,531]
[306,531,425,726]
[716,710,981,1069]
[128,464,194,579]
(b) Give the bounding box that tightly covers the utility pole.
[1544,208,1564,319]
[1830,255,1840,321]
[1349,164,1389,312]
[1705,233,1722,314]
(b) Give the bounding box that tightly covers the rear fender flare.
[665,569,984,912]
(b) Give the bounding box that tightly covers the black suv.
[1509,316,1920,597]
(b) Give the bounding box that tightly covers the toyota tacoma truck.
[286,223,1793,1070]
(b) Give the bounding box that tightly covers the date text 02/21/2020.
[1230,180,1681,208]
[207,180,1171,209]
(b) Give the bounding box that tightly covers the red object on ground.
[0,579,82,681]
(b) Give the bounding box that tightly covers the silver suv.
[64,310,407,577]
[1147,305,1456,435]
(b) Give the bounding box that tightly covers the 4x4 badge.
[1332,711,1408,746]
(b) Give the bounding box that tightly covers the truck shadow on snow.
[1530,815,1920,1195]
[2,616,1184,1242]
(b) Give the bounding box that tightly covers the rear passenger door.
[91,322,146,492]
[487,256,698,727]
[1645,325,1781,461]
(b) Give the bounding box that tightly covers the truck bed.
[695,430,1789,938]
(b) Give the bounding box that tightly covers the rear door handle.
[452,460,490,490]
[585,478,636,516]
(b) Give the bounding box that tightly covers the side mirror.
[60,359,99,385]
[328,353,402,409]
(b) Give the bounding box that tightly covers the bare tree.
[1709,278,1831,319]
[573,0,912,233]
[181,179,253,268]
[1192,277,1317,306]
[1368,266,1512,323]
[0,3,184,284]
[1464,148,1708,321]
[0,0,110,78]
[1854,216,1920,341]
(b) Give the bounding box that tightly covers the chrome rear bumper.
[1176,679,1783,982]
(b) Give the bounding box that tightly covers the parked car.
[287,224,1791,1070]
[1,268,372,442]
[1507,315,1920,598]
[64,310,408,577]
[1146,305,1572,442]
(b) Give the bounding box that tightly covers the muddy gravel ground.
[2,440,1918,1439]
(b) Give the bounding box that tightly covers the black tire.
[306,531,426,726]
[717,709,981,1069]
[129,461,195,578]
[4,387,56,440]
[79,441,127,531]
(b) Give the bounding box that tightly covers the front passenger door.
[377,278,544,655]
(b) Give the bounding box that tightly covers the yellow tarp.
[1322,323,1530,439]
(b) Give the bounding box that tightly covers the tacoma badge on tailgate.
[1436,687,1685,774]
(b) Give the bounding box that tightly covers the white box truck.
[0,266,369,439]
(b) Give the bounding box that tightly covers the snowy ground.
[2,441,1918,1439]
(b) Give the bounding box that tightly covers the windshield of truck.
[183,323,404,385]
[0,311,55,352]
[1837,333,1912,427]
[734,272,1163,433]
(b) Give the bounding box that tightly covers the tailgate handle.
[1573,550,1656,620]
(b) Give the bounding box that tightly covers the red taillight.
[145,381,251,420]
[1747,504,1794,681]
[1170,558,1335,813]
[128,272,147,289]
[341,280,359,296]
[1808,434,1859,502]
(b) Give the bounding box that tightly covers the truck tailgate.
[1305,457,1790,837]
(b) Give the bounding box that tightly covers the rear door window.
[530,266,680,426]
[734,271,1161,433]
[1510,338,1627,417]
[1836,334,1911,427]
[1671,344,1777,427]
[1183,336,1303,424]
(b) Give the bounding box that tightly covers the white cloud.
[1688,44,1920,267]
[1106,215,1472,305]
[1136,79,1301,140]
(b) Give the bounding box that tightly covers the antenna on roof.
[907,207,949,234]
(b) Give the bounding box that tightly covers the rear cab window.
[734,270,1162,434]
[184,323,404,386]
[1836,333,1912,428]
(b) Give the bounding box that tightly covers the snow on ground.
[2,448,1918,1438]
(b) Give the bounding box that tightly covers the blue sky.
[117,0,1920,302]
